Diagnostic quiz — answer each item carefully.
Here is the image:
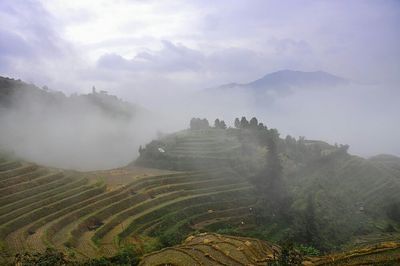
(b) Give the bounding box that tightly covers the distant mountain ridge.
[0,76,145,119]
[0,76,152,170]
[210,69,349,93]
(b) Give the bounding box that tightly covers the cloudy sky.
[1,0,400,157]
[1,0,399,95]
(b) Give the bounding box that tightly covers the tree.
[190,118,197,130]
[339,144,350,153]
[214,118,220,128]
[258,122,267,130]
[285,135,295,144]
[249,117,258,129]
[15,248,72,266]
[304,195,320,247]
[251,126,290,221]
[291,195,323,251]
[201,118,209,129]
[271,241,303,266]
[190,118,209,130]
[214,119,227,129]
[387,202,400,222]
[240,116,249,128]
[234,118,240,128]
[138,145,144,156]
[15,247,140,266]
[269,128,280,142]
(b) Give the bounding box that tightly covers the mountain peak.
[211,70,349,93]
[249,69,349,89]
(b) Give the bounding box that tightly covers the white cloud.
[1,0,400,158]
[2,0,399,88]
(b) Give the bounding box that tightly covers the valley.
[1,122,399,265]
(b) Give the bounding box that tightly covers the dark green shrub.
[386,202,400,223]
[268,241,303,266]
[84,247,139,266]
[296,244,320,256]
[14,248,74,266]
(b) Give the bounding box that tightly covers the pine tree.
[304,195,319,246]
[252,127,289,220]
[249,117,258,129]
[240,116,249,128]
[214,118,220,128]
[190,118,196,130]
[138,145,143,155]
[234,118,240,128]
[220,120,227,129]
[201,118,209,129]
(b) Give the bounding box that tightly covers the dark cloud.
[0,0,399,158]
[96,41,266,80]
[2,0,399,86]
[270,38,313,56]
[97,53,131,70]
[98,40,204,72]
[0,30,31,73]
[95,39,316,88]
[0,0,64,58]
[0,30,32,58]
[0,0,82,92]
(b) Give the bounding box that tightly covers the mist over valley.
[1,1,400,265]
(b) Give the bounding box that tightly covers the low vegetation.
[0,116,399,265]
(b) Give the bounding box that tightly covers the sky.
[1,0,399,94]
[0,0,400,159]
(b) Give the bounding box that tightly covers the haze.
[1,0,399,169]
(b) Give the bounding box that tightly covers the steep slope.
[0,76,153,170]
[369,154,400,176]
[289,153,400,216]
[197,70,351,114]
[286,149,400,249]
[0,124,399,264]
[0,152,256,262]
[136,127,400,251]
[0,76,144,121]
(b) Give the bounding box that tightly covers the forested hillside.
[0,76,142,118]
[136,117,400,252]
[0,76,153,170]
[0,115,399,265]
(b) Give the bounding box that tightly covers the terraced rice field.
[0,154,256,260]
[3,129,397,264]
[166,132,241,158]
[304,241,400,265]
[137,129,244,170]
[140,233,400,266]
[289,154,400,220]
[139,233,280,266]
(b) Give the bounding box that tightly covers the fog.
[1,0,400,169]
[0,88,166,170]
[0,75,399,170]
[256,83,400,157]
[158,81,400,158]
